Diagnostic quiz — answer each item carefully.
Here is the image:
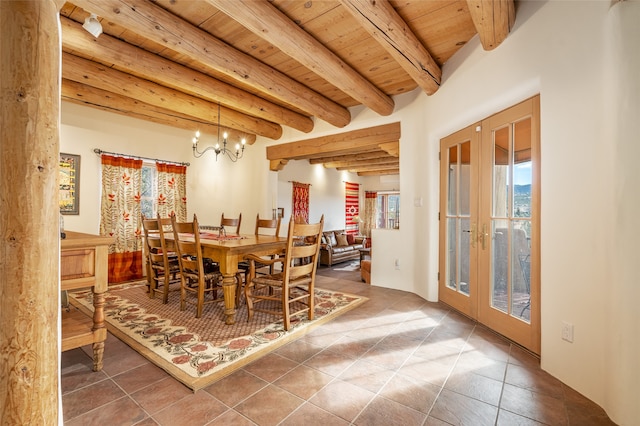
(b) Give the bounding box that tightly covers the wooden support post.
[0,0,62,423]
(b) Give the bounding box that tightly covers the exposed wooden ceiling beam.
[337,163,399,172]
[325,157,399,169]
[267,122,401,164]
[71,0,352,128]
[357,169,400,176]
[308,151,393,164]
[60,16,314,134]
[210,0,395,116]
[61,79,256,144]
[466,0,515,51]
[339,0,441,95]
[62,52,281,139]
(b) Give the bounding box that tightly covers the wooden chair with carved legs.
[244,215,324,331]
[171,214,224,318]
[142,214,181,303]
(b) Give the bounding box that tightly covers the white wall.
[413,1,638,424]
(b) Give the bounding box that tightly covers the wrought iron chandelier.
[191,103,246,162]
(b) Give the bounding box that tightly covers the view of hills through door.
[439,96,540,354]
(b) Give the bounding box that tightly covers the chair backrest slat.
[221,212,242,235]
[255,214,281,236]
[282,215,324,282]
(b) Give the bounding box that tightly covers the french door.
[439,96,540,354]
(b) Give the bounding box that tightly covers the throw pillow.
[328,232,338,246]
[336,233,349,247]
[346,234,355,245]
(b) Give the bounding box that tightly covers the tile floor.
[61,266,615,425]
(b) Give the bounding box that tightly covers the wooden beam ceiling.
[209,0,395,116]
[266,122,400,176]
[60,16,313,134]
[59,0,515,176]
[339,0,441,95]
[70,0,352,128]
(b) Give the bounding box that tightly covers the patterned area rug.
[69,282,367,391]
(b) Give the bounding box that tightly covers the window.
[140,163,157,219]
[376,192,400,229]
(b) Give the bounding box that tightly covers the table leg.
[221,274,237,325]
[91,290,106,371]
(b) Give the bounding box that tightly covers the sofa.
[319,230,365,266]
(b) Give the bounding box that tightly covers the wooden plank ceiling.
[60,0,515,176]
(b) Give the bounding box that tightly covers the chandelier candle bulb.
[191,102,247,162]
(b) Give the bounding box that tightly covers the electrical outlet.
[394,259,400,270]
[561,321,574,342]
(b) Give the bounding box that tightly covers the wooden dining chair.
[243,215,324,331]
[142,215,181,303]
[237,215,283,299]
[171,214,224,318]
[220,212,242,235]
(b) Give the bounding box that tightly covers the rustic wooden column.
[0,1,63,423]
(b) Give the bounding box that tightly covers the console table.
[60,231,113,371]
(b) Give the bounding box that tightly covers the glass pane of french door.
[439,126,479,318]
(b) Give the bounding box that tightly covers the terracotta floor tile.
[500,383,568,425]
[61,355,110,394]
[304,348,356,377]
[129,377,192,415]
[496,408,546,425]
[360,344,415,371]
[64,396,147,426]
[338,359,395,394]
[398,355,456,388]
[429,388,499,426]
[274,365,334,399]
[112,362,169,394]
[308,379,375,422]
[204,369,268,407]
[275,338,324,363]
[234,384,304,426]
[242,352,299,382]
[354,395,427,426]
[152,390,227,426]
[280,402,350,426]
[504,363,564,399]
[444,370,503,406]
[206,409,255,426]
[379,372,441,414]
[62,379,126,421]
[452,350,508,382]
[327,334,379,359]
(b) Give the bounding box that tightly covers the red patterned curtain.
[292,181,310,223]
[362,191,378,239]
[100,155,144,283]
[156,162,187,221]
[345,182,360,235]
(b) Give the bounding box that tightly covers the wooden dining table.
[168,233,287,325]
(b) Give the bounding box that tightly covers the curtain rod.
[93,148,190,166]
[288,180,312,186]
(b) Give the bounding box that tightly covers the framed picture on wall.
[272,207,284,220]
[59,153,80,215]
